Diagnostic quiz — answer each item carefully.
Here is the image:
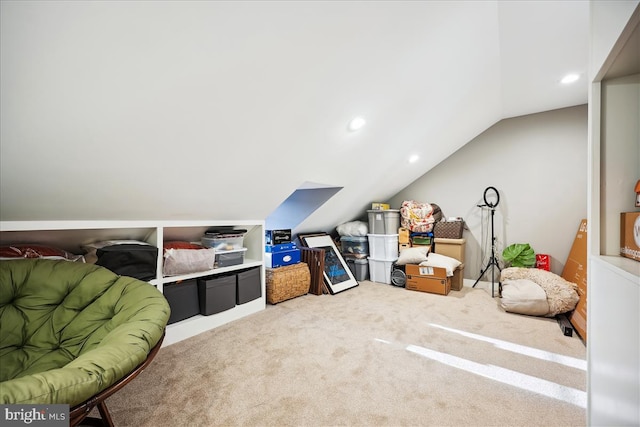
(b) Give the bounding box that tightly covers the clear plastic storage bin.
[340,236,369,255]
[202,234,244,251]
[215,248,247,268]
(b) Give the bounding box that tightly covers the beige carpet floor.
[104,280,586,427]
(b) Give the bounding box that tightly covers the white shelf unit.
[587,4,640,426]
[0,220,266,347]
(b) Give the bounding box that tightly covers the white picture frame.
[301,234,359,294]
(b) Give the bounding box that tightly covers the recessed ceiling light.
[347,116,366,132]
[409,155,419,163]
[561,73,580,84]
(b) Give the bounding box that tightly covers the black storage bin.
[198,274,236,315]
[236,267,261,304]
[95,243,158,281]
[163,279,199,325]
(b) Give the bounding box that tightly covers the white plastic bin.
[368,258,395,284]
[367,234,399,260]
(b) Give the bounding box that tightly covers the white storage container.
[367,209,400,234]
[367,234,399,260]
[368,258,394,284]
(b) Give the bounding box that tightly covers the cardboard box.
[451,264,464,291]
[371,203,390,210]
[620,212,640,262]
[433,238,466,263]
[398,227,410,244]
[562,219,587,341]
[265,242,297,253]
[405,264,450,295]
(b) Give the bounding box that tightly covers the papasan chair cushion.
[0,259,170,425]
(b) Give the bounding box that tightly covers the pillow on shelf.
[0,244,85,262]
[395,246,430,265]
[419,252,461,276]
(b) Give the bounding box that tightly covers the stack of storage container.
[164,227,262,325]
[366,208,400,284]
[264,229,300,268]
[264,229,311,304]
[201,228,248,268]
[340,235,369,281]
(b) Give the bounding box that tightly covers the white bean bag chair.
[500,267,579,317]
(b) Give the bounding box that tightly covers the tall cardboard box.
[562,219,587,341]
[434,238,466,263]
[405,264,451,295]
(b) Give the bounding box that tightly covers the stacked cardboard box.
[434,238,466,291]
[264,229,300,268]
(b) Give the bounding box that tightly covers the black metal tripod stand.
[472,187,501,297]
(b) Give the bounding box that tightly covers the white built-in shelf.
[597,255,640,284]
[0,219,266,347]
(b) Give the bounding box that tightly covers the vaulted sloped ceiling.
[0,1,588,231]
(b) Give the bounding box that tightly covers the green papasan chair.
[0,259,170,426]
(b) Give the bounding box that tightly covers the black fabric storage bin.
[198,275,236,315]
[163,279,199,325]
[95,243,158,281]
[236,267,261,304]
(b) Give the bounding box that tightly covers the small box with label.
[405,264,451,295]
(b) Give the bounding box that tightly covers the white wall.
[600,73,640,255]
[588,2,640,425]
[388,105,588,279]
[0,0,506,229]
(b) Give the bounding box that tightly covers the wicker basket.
[266,262,311,304]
